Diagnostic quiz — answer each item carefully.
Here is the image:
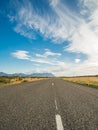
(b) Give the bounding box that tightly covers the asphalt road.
[0,79,98,130]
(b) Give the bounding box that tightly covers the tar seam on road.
[52,82,64,130]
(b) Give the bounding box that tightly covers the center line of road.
[52,82,54,86]
[53,83,64,130]
[54,99,64,130]
[55,99,58,110]
[55,114,64,130]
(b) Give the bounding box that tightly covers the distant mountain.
[28,73,54,77]
[0,72,9,76]
[11,73,27,77]
[0,72,54,77]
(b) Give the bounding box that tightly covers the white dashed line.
[54,99,64,130]
[55,114,64,130]
[55,99,58,111]
[53,81,64,130]
[52,82,54,86]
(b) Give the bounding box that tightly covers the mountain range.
[0,72,54,77]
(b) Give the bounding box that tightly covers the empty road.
[0,79,98,130]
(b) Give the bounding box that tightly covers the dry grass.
[63,76,98,88]
[21,77,47,83]
[0,76,47,87]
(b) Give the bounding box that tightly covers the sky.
[0,0,98,76]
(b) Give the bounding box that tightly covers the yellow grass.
[21,77,47,82]
[63,77,98,87]
[0,77,47,87]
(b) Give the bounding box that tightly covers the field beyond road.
[63,76,98,88]
[0,78,98,130]
[0,76,47,87]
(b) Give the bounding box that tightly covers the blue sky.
[0,0,98,76]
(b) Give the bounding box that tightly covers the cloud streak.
[8,0,80,42]
[11,49,62,65]
[12,50,30,60]
[8,0,98,76]
[35,49,61,58]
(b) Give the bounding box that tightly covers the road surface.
[0,79,98,130]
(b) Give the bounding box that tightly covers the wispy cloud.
[11,49,62,65]
[9,0,98,75]
[67,0,98,66]
[11,50,30,59]
[14,24,34,39]
[50,0,59,7]
[8,0,80,42]
[11,49,98,76]
[35,49,61,58]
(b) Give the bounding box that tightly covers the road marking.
[53,83,64,130]
[55,114,64,130]
[55,99,58,110]
[52,82,54,86]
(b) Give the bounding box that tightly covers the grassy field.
[0,76,47,87]
[63,76,98,88]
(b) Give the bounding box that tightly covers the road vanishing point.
[0,78,98,130]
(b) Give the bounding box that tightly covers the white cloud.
[11,50,30,59]
[9,0,98,76]
[11,49,98,76]
[80,0,98,13]
[11,49,62,65]
[50,0,59,7]
[75,58,81,63]
[67,23,98,57]
[35,49,61,58]
[65,0,98,75]
[29,61,71,76]
[14,24,34,39]
[30,58,54,65]
[8,0,80,42]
